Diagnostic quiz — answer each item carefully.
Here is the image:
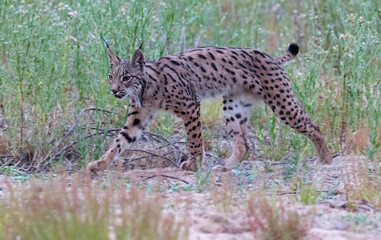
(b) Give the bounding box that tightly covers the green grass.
[0,0,380,167]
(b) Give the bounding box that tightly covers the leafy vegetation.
[0,0,380,168]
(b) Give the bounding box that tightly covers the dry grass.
[247,196,311,240]
[347,127,370,154]
[342,156,381,211]
[1,156,381,239]
[0,174,186,240]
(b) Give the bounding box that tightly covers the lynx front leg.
[178,101,203,172]
[87,105,155,173]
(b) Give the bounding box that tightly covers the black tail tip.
[288,43,299,56]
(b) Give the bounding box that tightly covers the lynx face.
[106,48,146,106]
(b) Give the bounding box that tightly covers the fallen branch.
[42,133,181,171]
[15,151,32,167]
[41,128,117,171]
[320,199,374,212]
[144,132,187,156]
[27,125,50,172]
[55,107,112,147]
[143,132,187,165]
[143,174,189,184]
[36,107,189,172]
[0,157,14,169]
[124,148,180,168]
[40,108,112,165]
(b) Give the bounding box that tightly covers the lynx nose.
[111,89,118,95]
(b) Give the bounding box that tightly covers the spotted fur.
[87,43,332,173]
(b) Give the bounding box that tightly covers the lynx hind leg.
[222,94,257,167]
[281,102,331,164]
[258,72,332,164]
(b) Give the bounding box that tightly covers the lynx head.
[106,45,146,106]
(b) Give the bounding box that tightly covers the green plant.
[231,169,255,188]
[0,166,29,182]
[282,152,302,180]
[263,161,273,173]
[150,112,176,139]
[201,98,223,126]
[297,183,319,205]
[194,158,212,192]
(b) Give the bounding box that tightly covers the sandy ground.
[120,155,381,240]
[1,155,380,240]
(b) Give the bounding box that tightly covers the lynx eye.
[122,76,131,82]
[108,75,113,82]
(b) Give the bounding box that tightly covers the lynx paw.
[87,160,108,173]
[212,165,229,172]
[224,158,241,168]
[180,160,199,172]
[319,151,333,165]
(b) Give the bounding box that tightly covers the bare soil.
[120,155,381,240]
[1,155,380,239]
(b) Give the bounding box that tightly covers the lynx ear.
[131,49,145,70]
[106,47,120,68]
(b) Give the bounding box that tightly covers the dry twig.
[40,107,112,169]
[55,107,112,147]
[124,148,180,168]
[143,174,189,184]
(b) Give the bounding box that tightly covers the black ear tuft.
[100,33,110,48]
[288,43,299,56]
[103,39,110,48]
[138,41,144,50]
